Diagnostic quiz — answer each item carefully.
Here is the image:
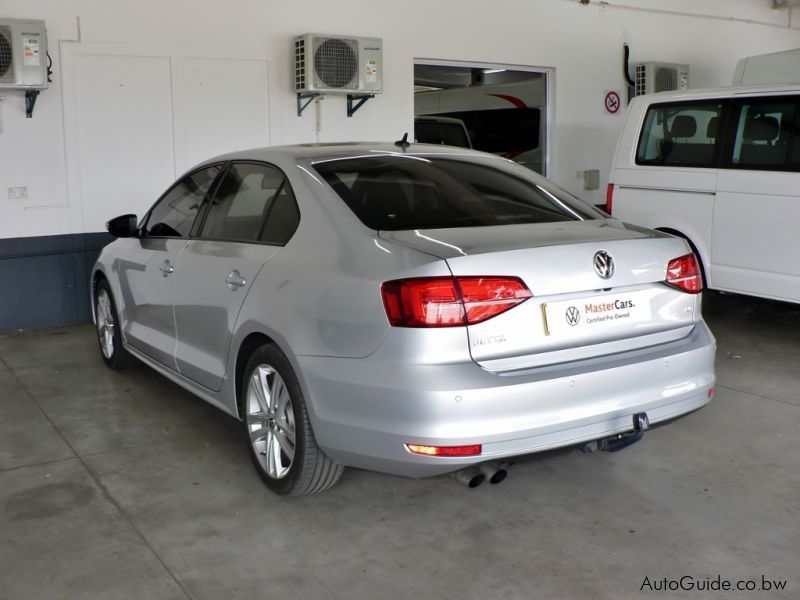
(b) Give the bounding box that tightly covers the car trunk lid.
[380,220,700,371]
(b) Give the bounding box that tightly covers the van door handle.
[225,270,246,289]
[159,261,174,276]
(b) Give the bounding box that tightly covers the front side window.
[200,163,300,244]
[636,101,724,167]
[144,165,221,237]
[726,99,798,170]
[312,156,600,231]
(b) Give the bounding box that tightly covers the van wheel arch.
[654,228,708,288]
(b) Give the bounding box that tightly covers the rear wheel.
[95,279,137,369]
[242,344,343,496]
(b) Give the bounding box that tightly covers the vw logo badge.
[565,306,581,326]
[593,250,615,279]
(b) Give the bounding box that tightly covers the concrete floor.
[0,292,797,600]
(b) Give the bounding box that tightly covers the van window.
[726,99,799,170]
[415,119,471,148]
[792,117,800,168]
[436,108,540,154]
[636,101,725,167]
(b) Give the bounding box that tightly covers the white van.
[608,84,800,304]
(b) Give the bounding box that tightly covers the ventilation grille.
[0,27,15,84]
[294,38,306,91]
[654,67,678,93]
[634,64,646,96]
[313,37,358,90]
[635,64,682,96]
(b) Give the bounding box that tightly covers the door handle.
[225,270,247,289]
[159,261,174,276]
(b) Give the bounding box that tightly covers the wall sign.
[604,90,621,115]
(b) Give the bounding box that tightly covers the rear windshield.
[312,156,600,231]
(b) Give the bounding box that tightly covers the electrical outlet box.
[8,186,28,199]
[583,170,600,190]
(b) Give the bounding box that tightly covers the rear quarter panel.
[232,160,449,360]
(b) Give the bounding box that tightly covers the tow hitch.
[581,412,650,453]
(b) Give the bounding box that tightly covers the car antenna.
[394,132,411,151]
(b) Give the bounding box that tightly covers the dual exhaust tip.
[453,462,507,488]
[453,413,650,488]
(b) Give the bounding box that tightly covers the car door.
[713,95,800,302]
[172,161,301,391]
[118,164,223,369]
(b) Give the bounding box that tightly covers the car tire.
[242,343,343,496]
[95,279,137,369]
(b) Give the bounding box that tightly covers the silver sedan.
[92,143,716,495]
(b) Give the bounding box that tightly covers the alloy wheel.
[96,289,115,359]
[246,365,296,479]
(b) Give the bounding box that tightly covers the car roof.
[198,142,497,167]
[635,83,800,103]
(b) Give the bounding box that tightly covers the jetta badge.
[593,250,615,279]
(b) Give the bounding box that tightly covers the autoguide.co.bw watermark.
[641,574,788,593]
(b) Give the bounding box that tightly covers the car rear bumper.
[297,321,716,477]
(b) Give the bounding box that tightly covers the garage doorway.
[414,60,552,176]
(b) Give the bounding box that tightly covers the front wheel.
[242,344,343,496]
[95,279,137,369]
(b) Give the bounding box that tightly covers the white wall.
[1,0,799,239]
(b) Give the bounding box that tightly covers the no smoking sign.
[604,90,622,115]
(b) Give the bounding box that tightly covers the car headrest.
[744,115,779,142]
[359,173,411,222]
[671,115,697,138]
[706,116,719,139]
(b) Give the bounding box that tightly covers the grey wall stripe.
[0,233,113,332]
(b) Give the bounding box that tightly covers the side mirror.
[106,214,138,238]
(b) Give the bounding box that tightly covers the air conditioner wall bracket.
[347,93,374,117]
[297,92,323,117]
[25,89,40,118]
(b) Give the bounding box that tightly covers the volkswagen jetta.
[92,142,716,495]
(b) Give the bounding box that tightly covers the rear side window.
[200,163,300,244]
[312,156,600,231]
[636,101,725,167]
[144,165,222,238]
[725,98,799,171]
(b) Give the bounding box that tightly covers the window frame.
[719,94,800,173]
[139,162,227,239]
[192,160,301,247]
[634,98,731,169]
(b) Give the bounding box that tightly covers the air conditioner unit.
[0,18,48,89]
[633,62,689,96]
[294,33,382,94]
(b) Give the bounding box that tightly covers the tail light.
[381,276,532,327]
[605,183,614,215]
[666,253,703,293]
